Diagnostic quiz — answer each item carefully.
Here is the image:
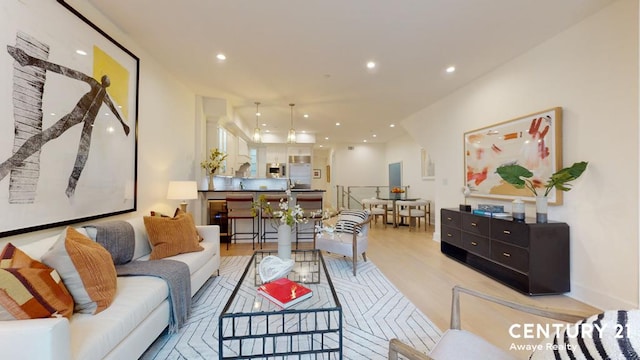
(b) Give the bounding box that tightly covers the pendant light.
[253,102,261,143]
[287,103,296,143]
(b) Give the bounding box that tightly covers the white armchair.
[388,286,599,360]
[315,210,372,275]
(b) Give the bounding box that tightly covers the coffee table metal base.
[218,250,342,359]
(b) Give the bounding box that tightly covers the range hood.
[288,155,311,164]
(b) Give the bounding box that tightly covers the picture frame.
[313,169,321,179]
[464,107,562,204]
[0,0,139,237]
[421,148,435,180]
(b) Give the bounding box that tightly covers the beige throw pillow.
[144,211,204,260]
[41,227,117,314]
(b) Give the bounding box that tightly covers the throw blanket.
[117,260,191,334]
[86,220,191,334]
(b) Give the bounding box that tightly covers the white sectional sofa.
[0,217,220,360]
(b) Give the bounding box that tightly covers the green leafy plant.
[495,161,588,197]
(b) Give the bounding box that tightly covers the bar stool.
[295,194,323,249]
[260,193,288,246]
[226,194,258,249]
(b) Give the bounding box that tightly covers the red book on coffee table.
[257,277,313,309]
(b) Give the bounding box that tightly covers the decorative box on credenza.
[440,208,570,295]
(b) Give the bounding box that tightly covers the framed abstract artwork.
[464,107,562,204]
[312,169,321,179]
[0,0,139,236]
[421,148,435,180]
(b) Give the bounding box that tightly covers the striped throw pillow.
[530,310,640,359]
[335,210,369,234]
[0,243,74,320]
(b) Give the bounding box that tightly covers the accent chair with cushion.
[388,285,601,360]
[315,209,372,275]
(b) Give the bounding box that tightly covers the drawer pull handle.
[502,252,511,257]
[447,217,452,221]
[447,233,452,237]
[471,241,478,246]
[471,222,477,227]
[503,230,511,235]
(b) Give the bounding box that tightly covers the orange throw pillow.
[144,211,204,260]
[41,227,117,314]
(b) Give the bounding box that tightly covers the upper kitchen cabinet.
[266,145,287,164]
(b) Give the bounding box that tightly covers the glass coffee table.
[218,249,342,359]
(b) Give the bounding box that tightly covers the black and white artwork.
[0,0,139,236]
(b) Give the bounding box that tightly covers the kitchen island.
[198,177,325,248]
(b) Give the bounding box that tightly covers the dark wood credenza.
[440,208,570,295]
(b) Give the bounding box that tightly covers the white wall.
[385,135,436,214]
[404,0,639,310]
[0,0,198,246]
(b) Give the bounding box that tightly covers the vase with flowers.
[253,190,309,259]
[495,161,588,223]
[200,148,227,190]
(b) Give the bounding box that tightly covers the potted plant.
[201,148,227,190]
[495,161,588,222]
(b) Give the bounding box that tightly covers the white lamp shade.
[167,181,198,200]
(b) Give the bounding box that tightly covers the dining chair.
[362,198,388,228]
[395,199,430,231]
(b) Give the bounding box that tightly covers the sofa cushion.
[69,276,168,360]
[0,243,74,320]
[41,227,117,315]
[144,211,203,260]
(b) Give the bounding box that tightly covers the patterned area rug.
[141,254,441,359]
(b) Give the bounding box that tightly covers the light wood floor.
[220,221,600,359]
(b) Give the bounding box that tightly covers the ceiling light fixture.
[446,66,456,73]
[253,101,261,143]
[366,61,376,69]
[287,103,296,144]
[216,53,226,61]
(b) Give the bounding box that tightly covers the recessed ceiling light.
[366,61,376,69]
[336,122,341,126]
[372,134,377,138]
[390,124,395,128]
[216,53,226,61]
[325,137,329,140]
[256,111,261,116]
[446,66,456,73]
[76,49,87,56]
[304,114,309,118]
[319,145,324,147]
[363,139,368,143]
[261,123,267,127]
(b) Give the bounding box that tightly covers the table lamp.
[167,181,198,212]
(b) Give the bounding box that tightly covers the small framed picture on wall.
[313,169,321,179]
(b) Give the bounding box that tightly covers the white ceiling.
[86,0,614,147]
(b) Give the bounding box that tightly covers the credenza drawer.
[441,225,462,247]
[461,233,490,258]
[491,241,529,273]
[461,213,490,236]
[441,209,461,228]
[491,220,529,247]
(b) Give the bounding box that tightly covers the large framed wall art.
[0,0,139,237]
[464,107,562,204]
